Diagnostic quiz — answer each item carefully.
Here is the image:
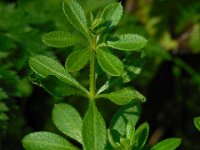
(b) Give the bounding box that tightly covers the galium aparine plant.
[22,0,181,150]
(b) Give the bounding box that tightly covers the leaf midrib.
[98,50,121,75]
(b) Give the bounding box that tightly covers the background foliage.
[0,0,200,149]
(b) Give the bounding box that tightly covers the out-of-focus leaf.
[194,117,200,131]
[151,138,181,150]
[132,122,149,150]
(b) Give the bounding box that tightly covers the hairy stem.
[89,48,96,99]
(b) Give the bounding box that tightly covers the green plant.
[22,0,181,150]
[194,117,200,131]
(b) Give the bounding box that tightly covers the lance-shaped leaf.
[194,117,200,131]
[101,2,123,29]
[42,76,85,97]
[42,31,79,48]
[97,87,146,105]
[66,49,89,72]
[151,138,181,150]
[132,122,149,150]
[63,0,88,35]
[52,103,82,143]
[29,74,86,97]
[22,131,79,150]
[96,49,124,76]
[82,102,107,150]
[110,102,141,138]
[107,34,147,51]
[29,55,88,94]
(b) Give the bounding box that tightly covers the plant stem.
[89,48,96,99]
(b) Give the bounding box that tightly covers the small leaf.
[63,0,88,35]
[107,34,147,51]
[98,87,146,105]
[101,2,123,29]
[52,103,82,143]
[82,101,107,150]
[151,138,181,150]
[29,55,88,94]
[132,122,149,150]
[22,131,79,150]
[96,49,124,76]
[194,117,200,131]
[42,31,79,48]
[66,49,89,72]
[110,102,141,137]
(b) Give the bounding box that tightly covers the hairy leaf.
[63,0,88,35]
[52,103,82,143]
[110,102,141,138]
[98,87,146,105]
[42,31,79,48]
[132,122,149,150]
[101,2,123,29]
[96,49,124,76]
[82,102,107,150]
[66,49,89,72]
[107,34,147,51]
[151,138,181,150]
[29,55,88,94]
[22,131,78,150]
[194,117,200,131]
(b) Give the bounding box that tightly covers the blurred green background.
[0,0,200,149]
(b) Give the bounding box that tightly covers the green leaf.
[96,49,124,76]
[151,138,181,150]
[63,0,88,35]
[132,122,149,150]
[110,102,141,137]
[82,102,107,150]
[101,2,123,29]
[122,52,145,83]
[29,74,85,97]
[194,117,200,131]
[97,87,146,105]
[43,76,85,97]
[29,55,88,94]
[0,89,8,100]
[42,31,79,48]
[22,131,78,150]
[0,102,9,112]
[52,103,82,143]
[107,34,147,51]
[66,49,89,72]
